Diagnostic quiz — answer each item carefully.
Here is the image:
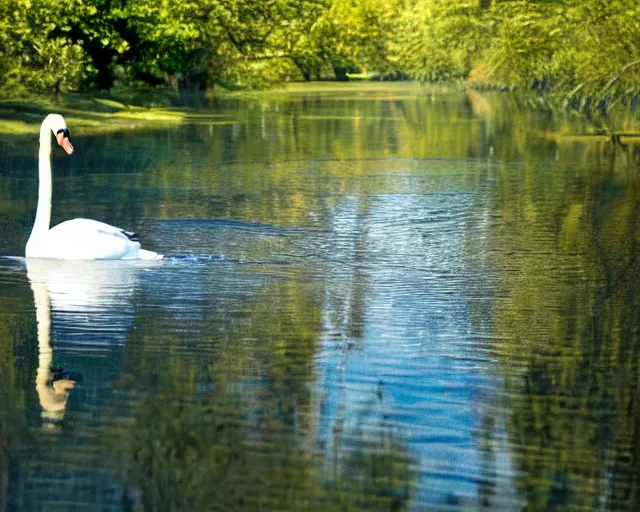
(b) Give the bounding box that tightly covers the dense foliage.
[0,0,639,104]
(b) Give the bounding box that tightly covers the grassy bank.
[0,83,425,135]
[0,90,187,135]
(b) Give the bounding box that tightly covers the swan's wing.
[47,218,142,260]
[90,221,138,242]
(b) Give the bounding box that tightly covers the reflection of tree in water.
[108,271,414,510]
[482,145,640,509]
[321,407,413,510]
[116,389,413,510]
[0,260,148,509]
[0,313,30,511]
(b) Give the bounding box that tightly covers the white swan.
[25,113,162,260]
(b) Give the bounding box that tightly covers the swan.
[25,113,162,260]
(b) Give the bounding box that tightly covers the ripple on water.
[3,86,634,510]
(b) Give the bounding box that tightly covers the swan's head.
[45,113,74,155]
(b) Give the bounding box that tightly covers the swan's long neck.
[30,121,54,239]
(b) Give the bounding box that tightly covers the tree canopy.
[0,0,639,106]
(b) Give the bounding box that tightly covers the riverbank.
[0,90,187,135]
[0,83,425,135]
[2,83,639,144]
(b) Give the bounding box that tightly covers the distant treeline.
[1,0,639,106]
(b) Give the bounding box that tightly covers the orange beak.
[56,130,74,155]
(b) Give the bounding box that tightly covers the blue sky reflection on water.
[313,184,516,508]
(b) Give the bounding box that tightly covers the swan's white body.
[27,217,160,260]
[26,114,162,260]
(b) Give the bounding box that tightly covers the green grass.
[0,90,187,135]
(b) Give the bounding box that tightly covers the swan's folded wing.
[47,218,142,259]
[94,224,138,243]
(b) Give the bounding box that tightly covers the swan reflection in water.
[27,258,153,423]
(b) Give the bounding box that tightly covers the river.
[0,83,639,510]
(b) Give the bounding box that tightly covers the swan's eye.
[56,128,70,138]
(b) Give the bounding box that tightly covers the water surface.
[1,83,640,510]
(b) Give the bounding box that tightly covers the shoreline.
[1,83,638,140]
[0,92,186,135]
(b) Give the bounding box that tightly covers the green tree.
[2,0,639,102]
[393,0,488,82]
[288,0,400,81]
[0,0,89,94]
[478,0,640,105]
